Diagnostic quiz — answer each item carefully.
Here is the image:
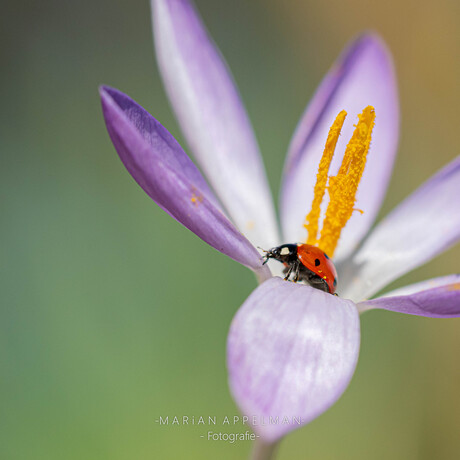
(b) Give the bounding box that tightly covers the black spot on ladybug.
[333,278,337,287]
[323,253,330,260]
[314,258,320,266]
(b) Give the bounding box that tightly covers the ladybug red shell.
[296,244,337,294]
[262,243,338,294]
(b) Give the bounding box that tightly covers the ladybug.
[262,244,338,294]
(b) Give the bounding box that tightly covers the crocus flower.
[100,0,460,455]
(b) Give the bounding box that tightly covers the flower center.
[304,106,376,257]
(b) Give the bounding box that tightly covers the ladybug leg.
[292,260,301,283]
[283,263,294,281]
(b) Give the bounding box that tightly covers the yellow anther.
[304,110,347,245]
[318,106,375,256]
[191,190,204,206]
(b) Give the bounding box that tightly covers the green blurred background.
[1,0,459,458]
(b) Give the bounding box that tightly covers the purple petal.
[281,34,399,261]
[227,277,360,442]
[152,0,279,248]
[358,275,460,318]
[341,156,460,301]
[100,86,270,279]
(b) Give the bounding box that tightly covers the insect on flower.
[101,0,460,456]
[261,243,338,293]
[261,106,374,295]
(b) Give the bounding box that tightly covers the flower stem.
[250,439,279,460]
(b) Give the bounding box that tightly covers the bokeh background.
[1,0,459,459]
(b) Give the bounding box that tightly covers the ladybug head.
[260,244,297,265]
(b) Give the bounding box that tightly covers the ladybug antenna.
[257,247,270,265]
